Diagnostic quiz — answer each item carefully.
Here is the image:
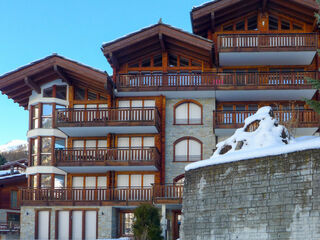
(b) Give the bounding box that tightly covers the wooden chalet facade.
[0,0,319,239]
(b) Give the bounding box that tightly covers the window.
[153,54,162,67]
[247,15,257,30]
[31,105,39,129]
[269,15,278,30]
[236,20,245,30]
[120,212,134,236]
[174,137,202,162]
[40,174,51,188]
[281,19,290,30]
[174,101,202,125]
[42,104,53,128]
[7,213,20,224]
[36,210,50,240]
[74,86,85,100]
[88,90,97,100]
[10,191,18,209]
[41,137,52,165]
[54,175,65,188]
[223,24,233,31]
[168,54,178,67]
[116,174,155,188]
[180,56,189,67]
[31,138,38,166]
[43,86,53,97]
[30,175,38,188]
[43,85,67,100]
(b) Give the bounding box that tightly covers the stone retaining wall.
[181,149,320,240]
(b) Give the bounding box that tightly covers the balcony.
[0,222,20,233]
[116,71,318,101]
[19,184,183,206]
[214,109,320,136]
[55,107,160,136]
[217,33,318,66]
[54,147,160,172]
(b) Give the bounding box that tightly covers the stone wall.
[20,206,116,239]
[181,149,320,240]
[165,98,216,183]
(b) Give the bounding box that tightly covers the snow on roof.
[0,173,25,180]
[186,106,320,171]
[192,0,219,11]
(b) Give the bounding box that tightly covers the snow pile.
[213,106,292,156]
[186,107,320,171]
[0,140,27,153]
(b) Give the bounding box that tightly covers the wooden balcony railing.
[0,222,20,232]
[19,184,183,205]
[54,147,160,169]
[214,109,320,129]
[56,107,160,130]
[117,71,317,90]
[217,33,318,51]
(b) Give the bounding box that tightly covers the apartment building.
[0,0,319,239]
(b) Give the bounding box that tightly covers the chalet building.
[0,159,27,240]
[0,0,319,239]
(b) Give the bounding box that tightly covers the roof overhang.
[0,54,112,109]
[191,0,319,37]
[101,23,213,68]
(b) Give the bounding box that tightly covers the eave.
[101,23,213,68]
[0,54,111,109]
[191,0,319,37]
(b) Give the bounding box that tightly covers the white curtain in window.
[176,104,188,124]
[143,137,154,147]
[72,177,83,188]
[85,140,96,149]
[118,137,129,147]
[131,100,143,107]
[189,140,201,161]
[175,140,188,161]
[73,140,84,148]
[85,177,96,189]
[131,174,142,187]
[143,175,155,187]
[97,140,107,148]
[189,103,201,124]
[118,101,130,108]
[117,175,129,187]
[131,137,142,147]
[58,211,69,240]
[144,100,155,107]
[72,211,82,240]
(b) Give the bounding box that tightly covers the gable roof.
[191,0,319,37]
[0,54,112,109]
[101,22,213,68]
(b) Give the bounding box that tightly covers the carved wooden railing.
[218,33,318,51]
[117,71,317,89]
[19,184,183,204]
[56,107,160,129]
[54,147,160,168]
[214,109,320,128]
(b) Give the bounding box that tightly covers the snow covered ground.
[186,107,320,171]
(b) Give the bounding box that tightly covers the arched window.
[174,100,202,125]
[174,137,202,162]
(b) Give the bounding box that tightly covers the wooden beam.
[53,65,72,85]
[159,33,166,52]
[109,53,119,70]
[24,77,40,94]
[262,0,268,13]
[210,11,215,32]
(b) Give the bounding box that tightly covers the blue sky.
[0,0,206,145]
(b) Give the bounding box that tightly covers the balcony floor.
[57,165,158,173]
[58,125,159,137]
[219,51,316,66]
[117,89,316,101]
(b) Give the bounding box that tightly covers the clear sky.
[0,0,207,145]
